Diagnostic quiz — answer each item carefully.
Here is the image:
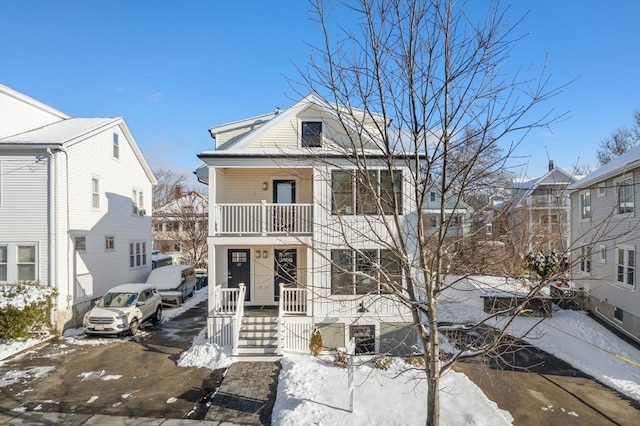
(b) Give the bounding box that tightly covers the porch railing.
[210,283,246,355]
[214,202,313,235]
[528,195,569,208]
[278,283,308,355]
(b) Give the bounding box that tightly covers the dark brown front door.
[228,249,250,301]
[274,249,297,300]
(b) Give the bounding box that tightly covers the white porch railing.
[214,202,313,235]
[278,283,308,354]
[209,283,246,355]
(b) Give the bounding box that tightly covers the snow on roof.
[0,117,119,145]
[568,145,640,190]
[146,264,193,289]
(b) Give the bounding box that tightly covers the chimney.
[548,160,554,171]
[174,185,182,200]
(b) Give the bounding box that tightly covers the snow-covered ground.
[2,277,640,425]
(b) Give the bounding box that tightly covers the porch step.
[236,315,281,357]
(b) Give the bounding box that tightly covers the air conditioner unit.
[139,209,146,216]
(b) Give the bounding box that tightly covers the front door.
[273,180,296,204]
[274,249,297,300]
[228,249,250,301]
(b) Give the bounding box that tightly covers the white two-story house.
[0,84,156,332]
[197,94,418,357]
[568,146,639,342]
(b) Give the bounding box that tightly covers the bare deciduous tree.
[153,167,187,210]
[298,1,569,424]
[596,110,640,165]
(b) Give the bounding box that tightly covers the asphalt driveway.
[0,300,224,423]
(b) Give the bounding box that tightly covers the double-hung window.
[91,178,100,209]
[331,248,403,295]
[0,245,7,281]
[17,245,36,281]
[579,190,591,220]
[132,189,144,215]
[616,247,635,287]
[331,169,403,215]
[580,246,591,273]
[113,133,120,159]
[129,241,147,268]
[617,177,634,215]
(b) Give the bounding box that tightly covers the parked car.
[83,284,163,336]
[146,264,196,301]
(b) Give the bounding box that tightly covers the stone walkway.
[205,361,281,425]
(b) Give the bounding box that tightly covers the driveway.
[0,300,224,423]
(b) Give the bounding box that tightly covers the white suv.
[83,284,163,336]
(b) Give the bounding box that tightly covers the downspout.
[46,148,57,324]
[56,147,71,310]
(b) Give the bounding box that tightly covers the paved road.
[454,332,640,425]
[0,301,224,423]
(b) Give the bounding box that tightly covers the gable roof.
[513,167,576,207]
[567,145,640,191]
[155,191,208,214]
[0,83,70,121]
[0,116,157,185]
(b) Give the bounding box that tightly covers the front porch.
[208,284,313,357]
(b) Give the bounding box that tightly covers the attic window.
[113,133,120,159]
[301,121,322,147]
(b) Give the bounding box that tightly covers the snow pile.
[177,328,233,370]
[273,355,513,426]
[0,283,55,310]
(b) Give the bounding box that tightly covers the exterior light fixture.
[262,250,268,258]
[256,251,261,259]
[262,182,268,190]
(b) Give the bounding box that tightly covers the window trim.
[0,245,7,282]
[580,245,591,274]
[615,176,634,216]
[129,240,148,269]
[615,245,635,287]
[579,189,591,220]
[132,188,144,215]
[300,120,323,147]
[75,236,87,252]
[599,244,607,263]
[91,176,100,209]
[330,248,403,296]
[113,133,120,159]
[597,183,606,197]
[331,169,403,216]
[16,244,37,282]
[105,236,115,251]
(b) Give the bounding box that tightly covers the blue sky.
[1,0,638,187]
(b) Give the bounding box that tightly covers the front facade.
[568,146,640,342]
[198,94,417,356]
[509,162,576,254]
[0,84,156,331]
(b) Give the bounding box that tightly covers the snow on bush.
[0,283,56,339]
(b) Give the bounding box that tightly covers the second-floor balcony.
[527,195,570,208]
[213,202,313,236]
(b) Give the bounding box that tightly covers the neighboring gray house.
[568,146,639,342]
[0,84,156,332]
[422,186,473,247]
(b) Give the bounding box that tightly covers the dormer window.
[302,121,322,147]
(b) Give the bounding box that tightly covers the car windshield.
[97,292,138,308]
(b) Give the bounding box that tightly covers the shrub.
[0,282,55,340]
[334,351,348,368]
[373,355,392,370]
[405,354,425,366]
[309,328,323,356]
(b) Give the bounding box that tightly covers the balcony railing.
[213,202,313,235]
[528,195,569,208]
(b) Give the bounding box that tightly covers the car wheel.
[129,318,140,336]
[152,306,162,324]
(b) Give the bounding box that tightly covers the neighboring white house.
[509,162,577,254]
[197,93,418,357]
[152,187,208,267]
[0,83,157,332]
[568,146,640,342]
